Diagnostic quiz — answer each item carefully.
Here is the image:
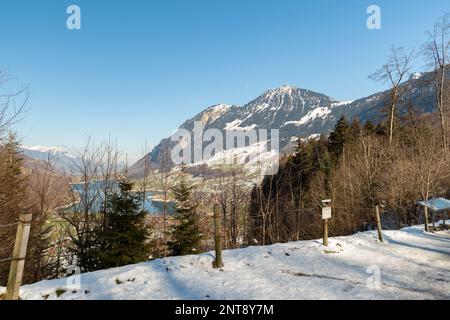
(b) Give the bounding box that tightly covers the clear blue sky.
[0,0,448,161]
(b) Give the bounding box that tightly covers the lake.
[70,180,176,215]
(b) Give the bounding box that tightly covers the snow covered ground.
[2,223,449,300]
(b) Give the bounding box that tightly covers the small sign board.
[322,207,332,220]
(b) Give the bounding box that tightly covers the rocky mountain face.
[130,71,440,177]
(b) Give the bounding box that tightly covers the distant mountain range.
[20,145,82,175]
[130,70,440,177]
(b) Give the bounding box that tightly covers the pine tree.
[350,118,362,137]
[0,132,27,285]
[328,115,350,163]
[375,122,388,136]
[23,215,54,283]
[95,179,149,269]
[312,137,333,196]
[363,120,376,134]
[292,140,314,196]
[168,172,202,256]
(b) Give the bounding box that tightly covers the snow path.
[1,224,449,300]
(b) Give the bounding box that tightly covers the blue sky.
[0,0,448,161]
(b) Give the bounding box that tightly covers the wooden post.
[423,205,429,232]
[212,205,223,268]
[375,205,383,243]
[4,213,32,300]
[323,219,328,246]
[321,199,331,247]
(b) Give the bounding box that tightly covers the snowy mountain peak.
[263,85,301,98]
[23,145,69,154]
[409,72,424,80]
[207,104,233,112]
[20,145,82,175]
[279,84,296,90]
[272,85,298,93]
[199,104,237,125]
[22,145,77,159]
[331,100,354,108]
[264,85,330,98]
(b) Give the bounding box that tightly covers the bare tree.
[424,14,450,151]
[414,126,449,206]
[212,165,251,249]
[24,152,69,282]
[98,136,121,231]
[58,137,111,271]
[371,46,415,147]
[0,70,28,136]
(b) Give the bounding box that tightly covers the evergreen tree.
[312,137,333,196]
[375,122,388,136]
[363,120,376,134]
[291,140,314,196]
[0,132,26,285]
[24,213,54,283]
[350,118,362,137]
[328,115,350,163]
[169,173,202,256]
[95,179,149,269]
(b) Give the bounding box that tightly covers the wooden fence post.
[375,205,383,242]
[423,205,430,232]
[212,204,223,269]
[4,213,32,300]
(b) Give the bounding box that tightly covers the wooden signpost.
[321,199,331,246]
[374,205,383,242]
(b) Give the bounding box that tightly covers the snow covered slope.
[3,223,449,300]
